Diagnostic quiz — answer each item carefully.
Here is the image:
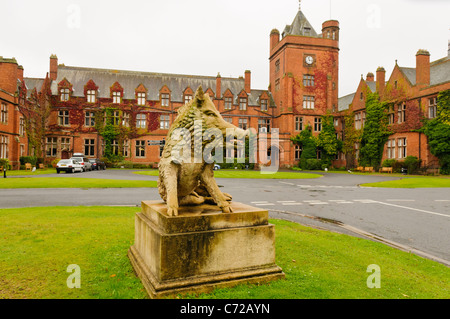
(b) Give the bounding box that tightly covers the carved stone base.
[128,200,285,299]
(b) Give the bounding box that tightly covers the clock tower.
[269,4,339,166]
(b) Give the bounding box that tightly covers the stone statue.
[158,86,247,217]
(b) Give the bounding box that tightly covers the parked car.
[70,154,92,171]
[89,158,106,170]
[56,159,83,174]
[213,164,221,170]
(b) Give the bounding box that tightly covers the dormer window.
[60,88,70,101]
[112,91,121,104]
[161,93,170,107]
[239,97,247,111]
[184,94,193,104]
[87,90,96,103]
[224,97,233,110]
[261,99,268,111]
[137,92,146,106]
[304,27,311,36]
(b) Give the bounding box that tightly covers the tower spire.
[298,0,302,11]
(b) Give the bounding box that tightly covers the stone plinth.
[128,200,285,298]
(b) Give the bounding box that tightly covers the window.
[355,142,360,159]
[239,97,247,111]
[20,144,25,157]
[85,112,95,127]
[387,139,396,159]
[355,113,362,130]
[224,117,233,124]
[135,140,146,157]
[0,135,9,158]
[111,139,119,156]
[122,113,130,127]
[261,99,268,111]
[160,115,170,129]
[87,90,96,103]
[295,117,303,131]
[112,91,121,104]
[1,103,8,124]
[123,140,129,157]
[398,138,407,159]
[275,79,280,91]
[184,95,193,105]
[275,59,280,73]
[294,145,302,160]
[224,97,233,110]
[161,93,170,107]
[61,138,71,151]
[84,139,95,156]
[258,118,270,132]
[304,27,311,36]
[398,103,406,123]
[19,117,25,136]
[46,137,58,157]
[303,95,315,109]
[238,118,248,130]
[137,92,146,106]
[60,88,70,101]
[112,111,120,126]
[58,110,69,126]
[388,105,395,124]
[362,112,366,128]
[314,117,322,132]
[303,75,314,87]
[136,114,146,129]
[360,92,364,101]
[428,97,437,119]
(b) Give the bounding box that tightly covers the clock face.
[305,56,314,65]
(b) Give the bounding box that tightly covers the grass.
[0,177,157,189]
[133,169,321,179]
[362,177,450,188]
[0,206,448,299]
[3,168,56,176]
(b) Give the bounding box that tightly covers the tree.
[359,91,391,168]
[423,89,450,174]
[342,108,361,169]
[291,125,317,169]
[316,114,342,166]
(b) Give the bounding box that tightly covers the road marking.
[386,199,416,202]
[297,185,312,187]
[282,202,303,206]
[435,200,450,202]
[279,182,295,186]
[254,203,275,206]
[251,201,269,204]
[276,201,296,203]
[373,201,449,218]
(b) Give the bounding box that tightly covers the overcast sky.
[1,0,449,97]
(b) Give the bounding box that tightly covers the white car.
[56,159,83,174]
[70,155,92,171]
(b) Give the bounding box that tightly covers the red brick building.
[337,46,450,170]
[0,57,28,169]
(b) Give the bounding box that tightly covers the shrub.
[306,159,322,170]
[381,159,397,168]
[404,156,422,175]
[20,156,37,165]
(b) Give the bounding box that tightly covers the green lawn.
[133,169,321,179]
[0,206,448,299]
[3,168,56,176]
[0,177,157,189]
[362,177,450,188]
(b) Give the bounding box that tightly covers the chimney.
[50,54,58,81]
[270,29,280,50]
[376,67,386,96]
[366,72,374,82]
[416,49,430,87]
[216,73,221,99]
[17,65,24,82]
[244,70,251,94]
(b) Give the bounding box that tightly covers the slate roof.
[338,92,355,111]
[282,10,318,38]
[399,55,450,86]
[48,65,269,107]
[23,77,44,97]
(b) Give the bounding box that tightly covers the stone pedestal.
[128,200,285,298]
